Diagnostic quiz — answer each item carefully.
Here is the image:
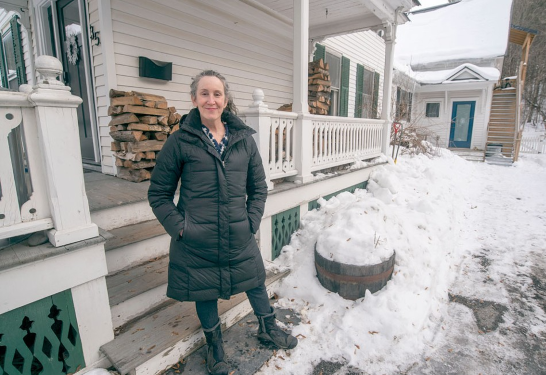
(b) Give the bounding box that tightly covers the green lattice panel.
[271,206,300,260]
[308,181,368,211]
[0,290,85,375]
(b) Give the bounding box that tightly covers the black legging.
[195,283,272,329]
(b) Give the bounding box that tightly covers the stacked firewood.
[308,59,331,115]
[109,89,182,182]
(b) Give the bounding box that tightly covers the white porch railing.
[268,112,299,179]
[310,116,383,172]
[241,89,386,189]
[520,134,545,154]
[0,56,98,246]
[0,94,52,237]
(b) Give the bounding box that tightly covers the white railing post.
[291,115,314,183]
[245,89,273,190]
[29,56,99,247]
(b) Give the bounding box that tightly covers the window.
[355,64,380,119]
[2,31,17,90]
[395,87,412,122]
[0,15,26,90]
[426,102,440,117]
[325,51,341,116]
[313,43,350,117]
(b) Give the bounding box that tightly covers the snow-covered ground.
[257,150,546,374]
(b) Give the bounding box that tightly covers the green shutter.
[372,72,380,119]
[339,56,350,117]
[0,34,8,88]
[354,64,364,118]
[313,43,326,62]
[10,15,27,86]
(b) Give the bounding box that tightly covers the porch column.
[293,0,309,114]
[29,56,99,247]
[381,22,396,155]
[292,0,314,184]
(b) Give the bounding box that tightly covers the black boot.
[257,310,298,349]
[202,320,229,375]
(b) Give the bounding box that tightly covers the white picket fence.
[520,134,546,154]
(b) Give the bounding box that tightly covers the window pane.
[362,94,372,118]
[363,69,374,95]
[426,103,440,117]
[329,89,339,116]
[3,31,19,90]
[325,51,340,89]
[3,32,16,74]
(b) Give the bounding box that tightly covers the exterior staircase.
[484,89,518,166]
[87,173,289,375]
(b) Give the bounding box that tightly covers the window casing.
[355,64,380,119]
[313,43,350,117]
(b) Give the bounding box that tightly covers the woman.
[148,70,297,375]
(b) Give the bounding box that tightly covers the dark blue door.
[450,101,475,148]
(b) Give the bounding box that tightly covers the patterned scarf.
[202,123,229,157]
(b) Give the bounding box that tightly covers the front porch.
[0,0,418,373]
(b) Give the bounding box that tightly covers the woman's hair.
[190,70,238,115]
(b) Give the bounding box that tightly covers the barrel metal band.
[315,262,394,284]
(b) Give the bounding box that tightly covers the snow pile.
[262,151,473,374]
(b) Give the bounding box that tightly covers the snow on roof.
[413,63,500,84]
[394,0,513,68]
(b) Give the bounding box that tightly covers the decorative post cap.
[35,55,65,88]
[30,55,81,106]
[249,88,268,109]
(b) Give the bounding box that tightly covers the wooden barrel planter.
[314,244,395,300]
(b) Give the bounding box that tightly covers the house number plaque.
[89,26,100,46]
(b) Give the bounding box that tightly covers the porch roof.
[250,0,415,39]
[414,63,500,85]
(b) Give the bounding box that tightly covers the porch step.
[101,269,290,375]
[485,156,514,166]
[104,219,170,274]
[86,171,159,231]
[449,149,484,162]
[106,255,169,329]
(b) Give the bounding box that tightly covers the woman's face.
[191,76,228,125]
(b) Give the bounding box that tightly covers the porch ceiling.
[251,0,413,39]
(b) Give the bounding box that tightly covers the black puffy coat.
[148,108,267,302]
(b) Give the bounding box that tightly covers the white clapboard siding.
[92,0,294,170]
[414,90,487,149]
[323,31,386,118]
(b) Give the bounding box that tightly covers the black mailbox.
[139,56,172,81]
